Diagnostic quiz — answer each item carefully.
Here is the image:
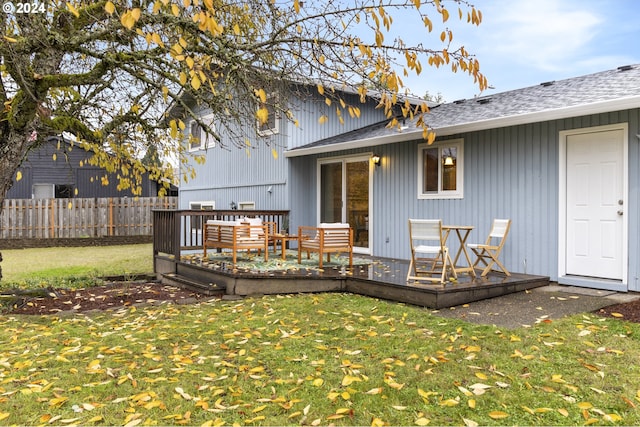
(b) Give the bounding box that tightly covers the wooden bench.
[298,223,353,269]
[204,219,269,266]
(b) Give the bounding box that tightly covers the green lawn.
[0,246,639,425]
[0,244,153,286]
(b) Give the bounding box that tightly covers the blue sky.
[398,0,640,102]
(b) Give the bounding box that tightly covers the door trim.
[317,153,374,255]
[558,123,628,290]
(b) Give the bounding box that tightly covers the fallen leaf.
[488,411,509,419]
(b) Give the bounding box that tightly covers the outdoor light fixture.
[444,156,454,166]
[372,154,381,166]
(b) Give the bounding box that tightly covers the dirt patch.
[3,281,640,324]
[594,298,640,323]
[4,282,213,315]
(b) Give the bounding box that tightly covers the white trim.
[558,123,628,290]
[285,96,640,158]
[317,153,373,255]
[189,114,216,151]
[189,201,216,210]
[417,139,464,199]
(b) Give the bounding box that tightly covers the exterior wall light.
[372,154,381,166]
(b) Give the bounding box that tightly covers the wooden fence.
[0,197,177,239]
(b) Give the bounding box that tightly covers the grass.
[0,244,153,288]
[0,294,638,425]
[0,246,639,425]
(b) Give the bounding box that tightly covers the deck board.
[157,254,549,309]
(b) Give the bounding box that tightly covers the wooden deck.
[152,211,548,309]
[157,254,549,309]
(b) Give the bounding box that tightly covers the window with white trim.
[417,139,464,199]
[189,114,216,151]
[257,98,280,136]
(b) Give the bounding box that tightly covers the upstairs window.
[257,98,280,136]
[417,139,464,199]
[189,114,216,151]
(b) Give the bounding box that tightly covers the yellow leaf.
[439,398,459,407]
[179,72,187,85]
[312,378,323,387]
[104,1,115,14]
[415,417,430,426]
[66,2,80,17]
[255,88,267,103]
[0,413,9,421]
[604,413,623,422]
[16,171,22,181]
[341,375,361,386]
[335,408,351,414]
[49,396,69,407]
[611,312,624,318]
[462,418,478,427]
[191,75,201,90]
[371,418,385,427]
[293,0,300,13]
[318,115,328,124]
[558,408,569,417]
[171,4,180,16]
[87,415,104,423]
[252,405,266,413]
[365,387,383,395]
[488,411,509,419]
[271,148,278,160]
[468,399,476,409]
[577,402,593,409]
[475,372,488,380]
[256,107,269,125]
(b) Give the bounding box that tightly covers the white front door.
[564,127,626,282]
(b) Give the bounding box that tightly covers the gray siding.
[7,139,161,199]
[180,88,388,211]
[290,108,640,291]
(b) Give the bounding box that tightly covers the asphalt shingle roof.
[289,64,640,154]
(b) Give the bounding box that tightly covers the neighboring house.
[7,137,177,199]
[180,64,640,292]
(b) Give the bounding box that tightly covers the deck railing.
[153,209,290,261]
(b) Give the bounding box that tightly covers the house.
[7,136,178,199]
[180,64,640,292]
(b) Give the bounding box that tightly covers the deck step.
[161,273,226,296]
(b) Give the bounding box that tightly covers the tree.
[0,0,487,279]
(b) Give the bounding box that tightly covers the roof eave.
[284,96,640,158]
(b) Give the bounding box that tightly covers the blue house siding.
[179,88,389,211]
[288,108,640,292]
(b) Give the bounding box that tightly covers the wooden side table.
[271,234,298,260]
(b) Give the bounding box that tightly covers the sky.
[397,0,640,102]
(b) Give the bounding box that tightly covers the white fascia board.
[284,96,640,158]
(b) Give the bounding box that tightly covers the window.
[189,114,215,151]
[417,139,463,199]
[189,201,215,210]
[55,184,74,198]
[257,98,280,136]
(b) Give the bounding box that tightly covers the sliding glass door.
[319,155,372,253]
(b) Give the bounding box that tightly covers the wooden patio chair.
[467,219,512,277]
[298,223,353,269]
[406,219,457,284]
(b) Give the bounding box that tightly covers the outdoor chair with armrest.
[298,223,353,269]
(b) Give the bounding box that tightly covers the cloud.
[479,0,602,71]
